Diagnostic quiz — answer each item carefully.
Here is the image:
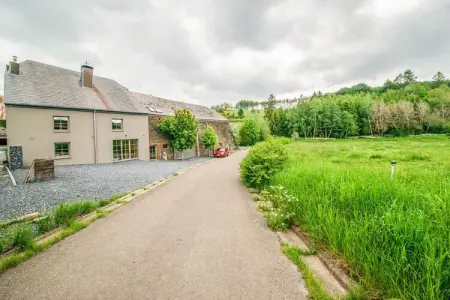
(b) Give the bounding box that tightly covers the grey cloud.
[296,0,450,86]
[1,0,450,104]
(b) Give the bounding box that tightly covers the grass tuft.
[12,225,35,250]
[110,192,129,201]
[53,201,97,227]
[282,244,332,300]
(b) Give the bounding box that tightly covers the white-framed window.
[113,139,138,161]
[53,116,69,132]
[112,119,123,131]
[55,142,70,158]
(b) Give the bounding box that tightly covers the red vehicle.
[214,147,229,158]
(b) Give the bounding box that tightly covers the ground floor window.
[113,139,138,161]
[55,142,70,157]
[150,145,157,160]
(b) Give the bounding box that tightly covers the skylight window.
[146,106,162,113]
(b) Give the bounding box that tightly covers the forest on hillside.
[218,70,450,139]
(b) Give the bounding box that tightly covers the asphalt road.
[0,150,308,300]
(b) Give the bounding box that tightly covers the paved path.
[0,151,308,300]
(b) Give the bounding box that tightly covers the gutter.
[93,110,98,164]
[5,103,148,116]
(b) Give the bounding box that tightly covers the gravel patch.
[0,158,209,220]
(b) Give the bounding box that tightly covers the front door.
[150,145,157,160]
[122,140,130,160]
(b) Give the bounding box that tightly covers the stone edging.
[290,226,356,291]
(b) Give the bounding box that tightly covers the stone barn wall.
[147,115,232,159]
[148,115,174,160]
[198,121,233,157]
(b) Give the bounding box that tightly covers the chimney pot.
[81,62,94,88]
[10,56,19,75]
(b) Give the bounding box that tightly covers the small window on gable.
[53,116,69,131]
[112,119,123,131]
[163,144,168,149]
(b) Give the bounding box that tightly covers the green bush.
[256,186,299,230]
[274,137,292,145]
[239,118,260,146]
[240,140,287,189]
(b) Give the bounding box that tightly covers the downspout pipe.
[93,110,98,164]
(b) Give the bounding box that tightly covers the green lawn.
[273,135,450,299]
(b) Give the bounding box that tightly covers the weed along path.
[0,151,308,300]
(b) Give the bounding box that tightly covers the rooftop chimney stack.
[81,62,94,88]
[10,56,19,75]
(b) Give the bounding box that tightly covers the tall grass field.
[271,136,449,299]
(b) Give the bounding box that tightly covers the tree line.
[248,70,450,140]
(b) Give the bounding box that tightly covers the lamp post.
[391,161,397,181]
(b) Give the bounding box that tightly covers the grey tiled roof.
[132,92,227,121]
[4,60,147,114]
[0,127,6,138]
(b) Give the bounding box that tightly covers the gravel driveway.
[0,158,209,220]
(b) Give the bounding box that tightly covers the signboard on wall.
[0,96,5,120]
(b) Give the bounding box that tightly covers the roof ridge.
[22,60,118,83]
[131,91,208,109]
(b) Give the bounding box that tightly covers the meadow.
[272,135,450,299]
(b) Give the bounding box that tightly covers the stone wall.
[9,145,23,170]
[198,121,233,157]
[148,115,174,160]
[147,115,233,159]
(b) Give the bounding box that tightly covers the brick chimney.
[80,62,94,88]
[9,56,19,75]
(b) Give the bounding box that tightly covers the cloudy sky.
[0,0,449,106]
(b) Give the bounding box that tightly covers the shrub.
[256,186,299,230]
[201,125,218,155]
[274,137,292,145]
[240,140,287,189]
[239,118,260,146]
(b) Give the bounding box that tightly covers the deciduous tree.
[239,118,260,146]
[201,125,218,156]
[371,102,391,135]
[432,71,446,84]
[158,109,199,158]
